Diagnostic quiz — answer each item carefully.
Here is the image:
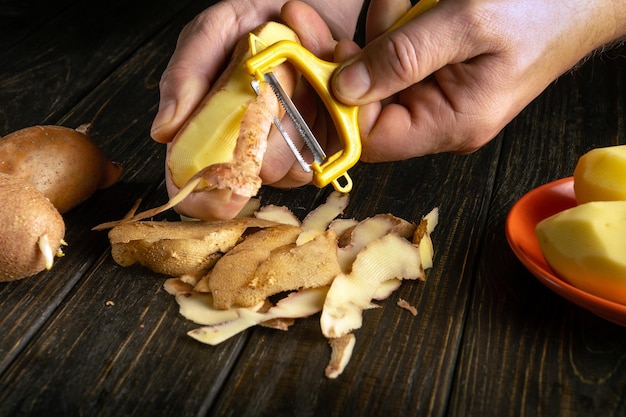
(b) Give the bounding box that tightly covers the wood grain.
[450,50,626,417]
[0,1,625,416]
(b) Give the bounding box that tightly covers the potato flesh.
[167,71,249,187]
[536,201,626,304]
[573,144,626,204]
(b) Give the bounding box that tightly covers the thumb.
[331,3,466,105]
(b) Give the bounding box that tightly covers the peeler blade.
[251,78,311,172]
[263,72,327,166]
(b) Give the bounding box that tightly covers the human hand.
[149,0,363,219]
[150,0,362,145]
[331,0,626,162]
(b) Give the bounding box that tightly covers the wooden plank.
[0,0,79,52]
[0,0,197,133]
[0,259,251,416]
[206,141,504,416]
[448,48,626,416]
[0,99,504,416]
[1,0,623,415]
[0,0,212,383]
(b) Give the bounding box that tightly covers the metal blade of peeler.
[251,79,311,172]
[263,72,327,165]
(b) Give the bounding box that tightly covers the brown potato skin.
[0,125,122,214]
[107,218,280,277]
[0,173,65,282]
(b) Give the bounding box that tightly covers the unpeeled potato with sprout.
[0,173,66,281]
[0,124,122,280]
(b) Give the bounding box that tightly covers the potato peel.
[325,334,356,379]
[254,204,301,226]
[414,207,439,270]
[206,224,303,309]
[320,233,424,339]
[187,287,328,345]
[297,191,349,245]
[109,218,279,277]
[337,214,416,273]
[235,230,341,307]
[107,192,438,378]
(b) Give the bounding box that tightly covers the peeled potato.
[0,124,123,213]
[0,173,66,281]
[536,201,626,304]
[573,144,626,204]
[164,22,300,220]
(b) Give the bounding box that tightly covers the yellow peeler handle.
[386,0,439,33]
[245,0,439,192]
[246,40,360,192]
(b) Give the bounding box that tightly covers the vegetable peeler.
[245,0,438,193]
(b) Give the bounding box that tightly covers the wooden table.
[1,1,625,416]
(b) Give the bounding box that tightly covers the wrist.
[586,0,626,49]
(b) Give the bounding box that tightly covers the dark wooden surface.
[1,1,625,416]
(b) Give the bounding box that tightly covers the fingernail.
[151,99,176,136]
[334,61,371,100]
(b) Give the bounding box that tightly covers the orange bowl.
[506,177,626,326]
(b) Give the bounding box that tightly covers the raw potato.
[536,201,626,304]
[0,173,65,281]
[164,22,301,221]
[0,124,122,214]
[92,22,300,229]
[320,233,424,338]
[573,144,626,204]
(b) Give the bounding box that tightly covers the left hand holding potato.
[150,0,364,207]
[150,0,363,146]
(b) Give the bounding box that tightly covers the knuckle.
[452,5,512,52]
[382,32,423,84]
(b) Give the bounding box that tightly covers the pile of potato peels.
[108,192,438,378]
